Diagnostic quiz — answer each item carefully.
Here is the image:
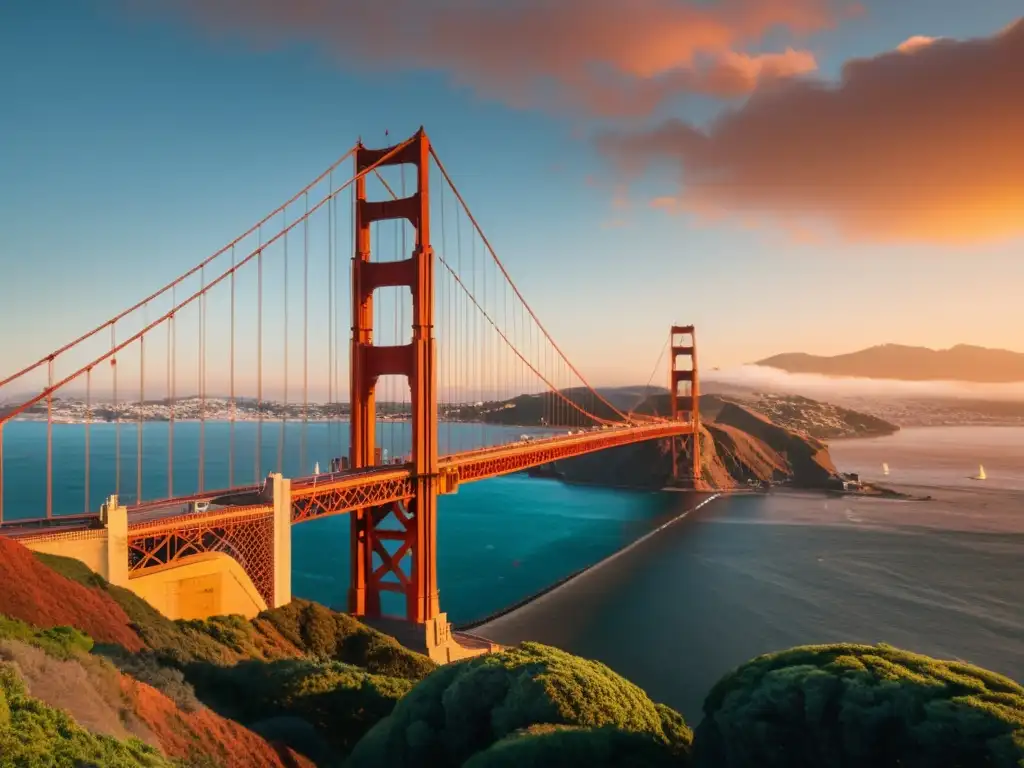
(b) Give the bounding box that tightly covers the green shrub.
[247,715,337,766]
[0,614,94,660]
[463,723,689,767]
[258,599,436,680]
[694,642,1024,768]
[656,702,695,756]
[0,662,172,766]
[0,678,9,728]
[101,647,202,712]
[187,657,413,758]
[347,641,690,767]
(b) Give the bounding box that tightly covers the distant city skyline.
[2,3,1023,390]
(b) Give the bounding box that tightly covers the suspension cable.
[2,138,417,425]
[629,337,671,420]
[428,147,633,424]
[0,147,359,392]
[373,169,616,427]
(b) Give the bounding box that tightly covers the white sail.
[882,462,890,476]
[978,464,986,480]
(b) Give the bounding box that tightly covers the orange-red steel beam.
[287,423,692,519]
[348,128,439,624]
[669,325,700,484]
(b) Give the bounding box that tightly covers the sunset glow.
[2,2,1023,385]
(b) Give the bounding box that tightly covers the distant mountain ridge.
[756,344,1024,383]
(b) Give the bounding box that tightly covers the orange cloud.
[138,0,842,115]
[896,35,939,53]
[599,19,1024,243]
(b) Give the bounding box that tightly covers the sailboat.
[971,464,986,481]
[882,462,890,477]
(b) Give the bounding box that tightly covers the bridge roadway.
[1,421,693,534]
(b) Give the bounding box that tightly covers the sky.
[2,1,1023,402]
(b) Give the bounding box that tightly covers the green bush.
[656,701,695,755]
[0,614,94,660]
[187,657,413,758]
[101,647,202,712]
[346,641,690,767]
[0,662,172,767]
[463,724,688,767]
[694,642,1024,768]
[258,599,436,680]
[247,715,337,767]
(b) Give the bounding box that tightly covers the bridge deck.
[1,421,693,535]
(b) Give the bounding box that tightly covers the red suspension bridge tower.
[349,129,441,627]
[670,325,701,487]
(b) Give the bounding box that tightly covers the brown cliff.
[546,402,839,491]
[712,402,837,486]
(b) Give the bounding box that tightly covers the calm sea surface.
[2,422,1021,722]
[479,426,1024,721]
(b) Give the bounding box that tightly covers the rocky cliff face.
[548,402,839,491]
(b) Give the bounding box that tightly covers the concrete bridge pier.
[270,473,292,609]
[21,476,295,621]
[363,613,500,663]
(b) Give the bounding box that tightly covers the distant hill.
[543,400,841,491]
[630,392,898,441]
[756,344,1024,383]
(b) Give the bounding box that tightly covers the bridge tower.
[669,325,701,486]
[349,129,441,628]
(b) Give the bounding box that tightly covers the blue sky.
[2,1,1022,401]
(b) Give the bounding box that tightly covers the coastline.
[460,492,722,633]
[823,429,900,441]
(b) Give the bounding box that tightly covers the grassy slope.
[0,544,1021,767]
[26,550,436,765]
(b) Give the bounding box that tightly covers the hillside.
[551,400,839,491]
[452,386,897,439]
[632,392,898,442]
[1,528,1022,766]
[0,534,437,766]
[449,386,625,426]
[719,393,899,439]
[757,343,1024,383]
[507,390,889,490]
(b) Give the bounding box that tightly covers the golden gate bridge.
[0,129,700,647]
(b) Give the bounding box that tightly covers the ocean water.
[3,421,1021,722]
[480,427,1024,720]
[0,420,680,623]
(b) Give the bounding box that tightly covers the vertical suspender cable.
[279,208,289,474]
[46,357,53,518]
[167,289,174,497]
[113,324,120,497]
[169,287,176,496]
[137,332,144,503]
[199,266,206,492]
[327,172,334,455]
[302,192,309,474]
[257,232,264,483]
[230,245,236,488]
[84,367,91,513]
